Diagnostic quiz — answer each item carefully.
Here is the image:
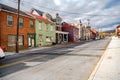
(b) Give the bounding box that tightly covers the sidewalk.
[4,39,102,56]
[4,46,51,56]
[88,36,120,80]
[4,41,81,56]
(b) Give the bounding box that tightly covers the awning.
[56,31,69,34]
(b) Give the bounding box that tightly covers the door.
[28,34,35,47]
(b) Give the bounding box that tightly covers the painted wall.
[62,22,79,42]
[35,19,56,47]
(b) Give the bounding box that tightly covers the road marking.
[23,62,43,67]
[0,55,46,69]
[86,40,111,80]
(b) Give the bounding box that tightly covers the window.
[8,35,24,46]
[38,34,43,42]
[46,24,48,31]
[56,19,60,25]
[50,25,53,31]
[30,20,34,28]
[18,36,24,45]
[19,18,24,28]
[7,15,13,26]
[38,22,42,30]
[46,36,52,42]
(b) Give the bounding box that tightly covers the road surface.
[0,38,111,80]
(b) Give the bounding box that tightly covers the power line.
[8,0,120,17]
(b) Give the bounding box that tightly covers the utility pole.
[16,0,20,53]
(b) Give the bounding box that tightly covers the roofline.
[0,9,35,19]
[31,14,55,25]
[36,18,55,25]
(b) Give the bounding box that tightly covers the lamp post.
[16,0,20,53]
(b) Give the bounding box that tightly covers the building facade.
[31,9,69,44]
[86,26,98,40]
[62,22,79,42]
[0,3,36,51]
[32,14,56,46]
[116,25,120,37]
[52,13,69,44]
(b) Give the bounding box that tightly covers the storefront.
[56,31,69,44]
[28,33,36,47]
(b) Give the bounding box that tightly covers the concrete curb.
[5,40,95,56]
[87,39,111,80]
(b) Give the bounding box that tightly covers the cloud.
[104,0,120,9]
[1,0,120,31]
[54,0,61,6]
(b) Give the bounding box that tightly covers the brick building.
[62,22,79,42]
[87,26,98,40]
[116,25,120,37]
[0,3,36,51]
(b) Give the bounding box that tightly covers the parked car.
[95,36,100,40]
[0,47,5,59]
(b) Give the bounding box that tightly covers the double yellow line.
[0,55,46,69]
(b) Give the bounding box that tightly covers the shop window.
[8,35,24,46]
[46,36,52,42]
[7,15,13,26]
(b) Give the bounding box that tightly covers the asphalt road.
[0,38,111,80]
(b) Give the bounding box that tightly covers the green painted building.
[34,15,56,47]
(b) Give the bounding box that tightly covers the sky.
[1,0,120,31]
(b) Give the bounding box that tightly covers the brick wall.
[0,11,35,51]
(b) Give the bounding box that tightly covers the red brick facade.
[62,22,79,42]
[0,11,35,51]
[116,25,120,36]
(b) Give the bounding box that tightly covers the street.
[0,38,111,80]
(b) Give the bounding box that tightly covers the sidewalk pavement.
[88,36,120,80]
[4,46,51,56]
[4,39,104,56]
[4,41,81,56]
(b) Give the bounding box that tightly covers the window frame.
[46,36,52,42]
[19,18,24,28]
[7,15,13,26]
[30,20,34,29]
[8,35,24,46]
[38,22,42,30]
[50,25,54,31]
[46,23,48,31]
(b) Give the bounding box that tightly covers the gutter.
[1,9,34,19]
